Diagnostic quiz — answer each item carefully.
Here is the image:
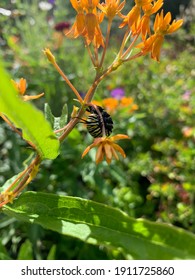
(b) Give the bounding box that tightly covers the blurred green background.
[0,0,195,259]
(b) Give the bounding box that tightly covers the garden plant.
[0,0,195,260]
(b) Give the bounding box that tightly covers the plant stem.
[58,106,86,142]
[53,60,83,103]
[0,113,37,150]
[0,154,41,207]
[84,39,96,67]
[121,30,141,59]
[99,19,112,68]
[118,28,131,59]
[122,51,143,62]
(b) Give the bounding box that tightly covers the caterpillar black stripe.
[85,105,113,138]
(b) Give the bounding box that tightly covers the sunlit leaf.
[0,65,59,159]
[3,191,195,260]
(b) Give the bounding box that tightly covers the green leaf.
[44,103,68,136]
[44,103,55,128]
[60,104,68,128]
[0,240,12,260]
[0,174,20,193]
[17,239,33,260]
[47,244,57,260]
[3,191,195,260]
[0,65,59,159]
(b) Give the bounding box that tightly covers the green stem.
[85,39,96,67]
[121,30,141,60]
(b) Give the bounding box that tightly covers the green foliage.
[0,0,195,260]
[17,239,33,260]
[0,65,60,159]
[44,103,68,136]
[3,191,195,260]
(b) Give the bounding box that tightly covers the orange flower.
[120,96,133,107]
[140,0,163,39]
[66,0,104,47]
[119,97,139,112]
[11,78,44,101]
[154,10,183,35]
[98,0,125,21]
[102,97,119,113]
[182,126,193,138]
[90,100,102,107]
[65,0,86,38]
[12,77,26,95]
[85,12,100,41]
[129,103,139,112]
[119,0,152,30]
[137,10,183,61]
[82,0,99,10]
[92,96,138,114]
[82,134,129,164]
[119,4,140,29]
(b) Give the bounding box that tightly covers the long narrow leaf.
[0,65,59,159]
[3,191,195,259]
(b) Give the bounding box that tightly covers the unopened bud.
[43,48,56,64]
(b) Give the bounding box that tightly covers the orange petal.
[104,142,112,161]
[168,19,183,34]
[22,92,44,101]
[65,22,78,38]
[154,12,160,32]
[141,16,150,39]
[151,35,164,61]
[82,145,92,158]
[112,143,126,158]
[19,78,27,95]
[152,0,164,14]
[96,144,104,164]
[110,134,130,141]
[164,12,172,26]
[82,138,102,158]
[128,5,140,27]
[110,145,119,160]
[76,13,86,35]
[85,13,97,41]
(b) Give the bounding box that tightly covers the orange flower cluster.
[66,0,104,48]
[92,97,138,114]
[67,0,183,61]
[136,10,184,61]
[11,78,44,101]
[66,0,127,48]
[120,0,164,36]
[119,0,183,61]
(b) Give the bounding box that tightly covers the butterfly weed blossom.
[82,134,129,164]
[1,0,183,206]
[136,10,184,61]
[11,78,44,101]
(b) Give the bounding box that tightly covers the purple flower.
[110,87,125,100]
[79,91,85,99]
[48,0,55,4]
[182,90,191,101]
[54,21,70,31]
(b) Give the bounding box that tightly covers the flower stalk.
[0,0,183,207]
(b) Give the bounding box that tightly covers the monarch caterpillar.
[84,105,113,138]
